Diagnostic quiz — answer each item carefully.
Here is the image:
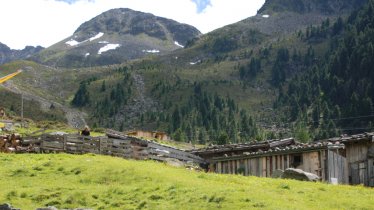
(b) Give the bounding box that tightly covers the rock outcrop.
[282,168,320,181]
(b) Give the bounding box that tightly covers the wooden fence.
[40,134,205,165]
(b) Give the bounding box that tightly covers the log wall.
[40,134,205,164]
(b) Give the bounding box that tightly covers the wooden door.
[328,150,348,184]
[368,159,374,187]
[349,161,367,185]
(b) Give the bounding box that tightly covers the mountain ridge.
[2,0,374,144]
[0,42,43,65]
[31,8,201,68]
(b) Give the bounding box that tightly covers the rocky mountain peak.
[258,0,367,14]
[33,8,201,67]
[74,8,200,47]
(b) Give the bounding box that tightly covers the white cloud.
[0,0,265,49]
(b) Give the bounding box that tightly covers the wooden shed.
[191,133,374,186]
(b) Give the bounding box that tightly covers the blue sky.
[0,0,265,49]
[58,0,211,12]
[191,0,211,13]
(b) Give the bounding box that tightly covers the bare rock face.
[282,168,320,181]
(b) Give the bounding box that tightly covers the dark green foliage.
[92,68,133,118]
[239,57,262,80]
[149,81,258,144]
[258,0,367,14]
[211,36,238,53]
[272,48,289,86]
[276,0,374,138]
[304,18,331,41]
[70,67,134,129]
[71,83,90,107]
[101,80,106,92]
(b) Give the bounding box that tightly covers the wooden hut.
[190,133,374,186]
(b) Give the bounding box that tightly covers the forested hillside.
[275,0,374,140]
[2,0,372,145]
[68,0,374,144]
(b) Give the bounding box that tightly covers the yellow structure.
[0,69,22,84]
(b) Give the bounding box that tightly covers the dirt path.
[1,81,87,129]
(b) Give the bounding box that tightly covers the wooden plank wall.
[39,134,204,164]
[215,151,327,181]
[368,158,374,187]
[345,142,369,185]
[148,142,205,164]
[301,152,320,176]
[327,150,348,184]
[345,143,368,163]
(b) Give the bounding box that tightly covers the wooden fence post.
[63,135,67,152]
[99,137,101,154]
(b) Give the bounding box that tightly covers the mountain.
[32,8,201,68]
[71,0,372,143]
[2,0,372,145]
[0,42,43,65]
[231,0,368,36]
[258,0,367,14]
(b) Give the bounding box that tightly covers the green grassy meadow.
[0,153,373,210]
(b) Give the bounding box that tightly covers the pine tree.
[72,83,90,107]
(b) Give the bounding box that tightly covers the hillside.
[1,0,373,144]
[0,60,113,128]
[1,153,373,209]
[258,0,366,14]
[0,42,43,65]
[235,0,367,36]
[31,8,201,68]
[67,0,373,142]
[273,0,374,139]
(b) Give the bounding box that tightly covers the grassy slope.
[0,153,373,210]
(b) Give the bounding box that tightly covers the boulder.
[0,203,19,210]
[0,204,12,210]
[36,207,58,210]
[165,158,185,168]
[282,168,320,182]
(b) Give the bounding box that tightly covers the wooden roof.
[191,132,374,161]
[188,138,295,155]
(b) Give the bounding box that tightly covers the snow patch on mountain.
[189,60,201,65]
[66,39,80,46]
[174,41,184,48]
[98,44,120,54]
[89,32,104,41]
[142,49,160,53]
[262,14,270,18]
[66,32,104,46]
[99,41,109,44]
